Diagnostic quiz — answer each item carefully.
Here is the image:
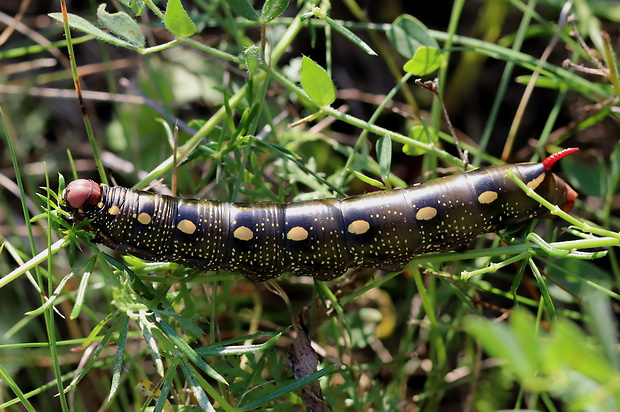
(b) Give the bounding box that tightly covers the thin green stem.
[60,2,106,184]
[321,106,465,167]
[411,267,449,374]
[0,238,70,289]
[506,169,620,241]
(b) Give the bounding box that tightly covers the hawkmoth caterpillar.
[62,148,578,282]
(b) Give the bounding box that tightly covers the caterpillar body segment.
[62,149,578,281]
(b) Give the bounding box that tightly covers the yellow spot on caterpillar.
[137,212,152,225]
[478,191,498,204]
[108,205,120,215]
[287,226,309,241]
[97,202,104,208]
[348,220,370,235]
[178,219,197,235]
[416,206,438,221]
[233,225,253,240]
[527,173,545,190]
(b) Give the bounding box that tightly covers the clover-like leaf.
[388,14,439,59]
[403,125,435,156]
[97,4,145,48]
[403,46,442,76]
[300,56,336,107]
[165,0,197,38]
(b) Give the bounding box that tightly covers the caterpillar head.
[62,179,103,222]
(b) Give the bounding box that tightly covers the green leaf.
[376,135,392,181]
[119,0,146,15]
[260,0,290,23]
[165,0,197,38]
[244,45,260,78]
[48,12,139,49]
[324,16,377,55]
[403,46,442,76]
[350,170,385,190]
[515,74,567,89]
[226,0,259,21]
[97,4,145,48]
[388,14,439,59]
[581,289,619,372]
[402,125,434,156]
[464,311,538,382]
[300,56,336,107]
[545,318,618,387]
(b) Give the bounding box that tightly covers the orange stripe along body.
[62,149,578,281]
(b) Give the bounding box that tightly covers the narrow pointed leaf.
[244,45,260,78]
[226,0,259,21]
[49,12,138,49]
[260,0,290,23]
[377,135,392,181]
[325,16,376,55]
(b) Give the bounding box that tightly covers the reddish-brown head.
[64,179,102,210]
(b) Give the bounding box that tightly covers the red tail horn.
[542,148,579,170]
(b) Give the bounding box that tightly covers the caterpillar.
[62,148,579,282]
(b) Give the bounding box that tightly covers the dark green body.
[65,162,570,281]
